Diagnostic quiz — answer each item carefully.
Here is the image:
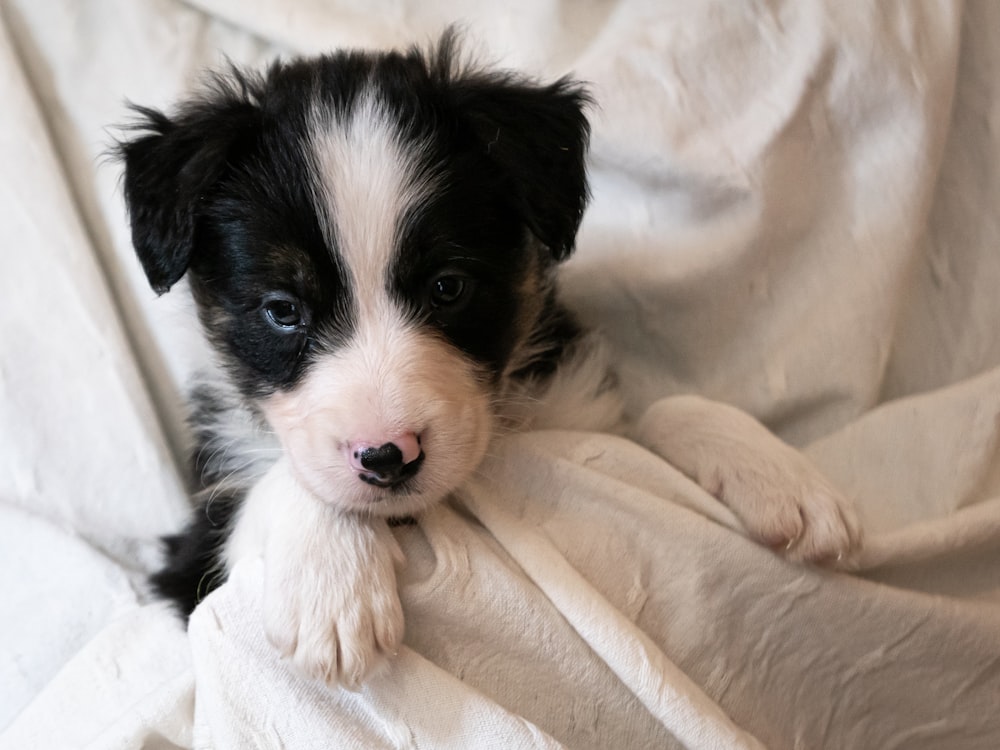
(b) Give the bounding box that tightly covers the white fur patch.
[309,90,434,317]
[513,332,625,433]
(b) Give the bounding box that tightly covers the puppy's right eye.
[261,294,305,332]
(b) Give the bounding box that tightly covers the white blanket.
[2,0,999,747]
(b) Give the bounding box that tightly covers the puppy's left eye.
[262,294,306,332]
[429,274,473,309]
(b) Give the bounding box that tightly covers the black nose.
[358,442,424,487]
[360,442,403,473]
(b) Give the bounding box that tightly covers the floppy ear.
[452,70,592,262]
[117,84,260,294]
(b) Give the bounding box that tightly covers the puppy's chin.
[290,466,472,518]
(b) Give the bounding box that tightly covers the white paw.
[707,449,863,566]
[262,514,404,689]
[635,396,862,567]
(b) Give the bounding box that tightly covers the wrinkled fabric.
[2,1,1000,748]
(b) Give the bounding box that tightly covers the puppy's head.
[118,32,590,516]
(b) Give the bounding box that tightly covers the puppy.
[118,31,861,688]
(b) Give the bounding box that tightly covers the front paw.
[635,396,862,566]
[710,452,863,566]
[263,515,404,689]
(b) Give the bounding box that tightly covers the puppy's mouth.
[358,451,426,492]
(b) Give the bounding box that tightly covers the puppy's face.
[119,37,590,515]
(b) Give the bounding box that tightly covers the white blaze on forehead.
[309,89,433,318]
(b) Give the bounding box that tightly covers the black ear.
[116,79,260,294]
[444,52,592,262]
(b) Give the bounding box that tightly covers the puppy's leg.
[634,395,862,563]
[227,457,404,688]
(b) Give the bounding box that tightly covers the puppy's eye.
[429,274,472,309]
[261,294,305,332]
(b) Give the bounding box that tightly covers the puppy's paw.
[635,396,862,567]
[709,452,862,567]
[263,514,404,689]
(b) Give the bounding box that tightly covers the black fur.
[149,383,261,616]
[149,488,240,616]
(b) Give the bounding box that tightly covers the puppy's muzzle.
[348,433,424,488]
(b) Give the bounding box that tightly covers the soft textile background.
[2,1,999,748]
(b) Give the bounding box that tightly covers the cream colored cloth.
[2,1,999,748]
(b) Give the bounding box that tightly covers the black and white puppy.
[118,32,861,688]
